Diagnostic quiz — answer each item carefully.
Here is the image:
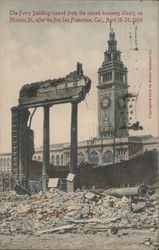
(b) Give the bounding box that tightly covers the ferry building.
[31,30,158,167]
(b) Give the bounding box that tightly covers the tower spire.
[110,20,112,31]
[108,28,117,52]
[109,20,113,33]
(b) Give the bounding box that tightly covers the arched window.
[56,155,60,165]
[78,152,85,164]
[51,155,54,165]
[89,151,99,164]
[103,150,113,164]
[38,156,41,161]
[66,153,70,165]
[61,155,63,166]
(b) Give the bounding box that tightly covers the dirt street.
[0,229,158,250]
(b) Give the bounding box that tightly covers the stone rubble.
[0,188,158,245]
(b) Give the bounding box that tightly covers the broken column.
[18,108,30,186]
[69,102,78,191]
[11,107,19,182]
[42,105,50,192]
[70,102,78,174]
[18,109,25,184]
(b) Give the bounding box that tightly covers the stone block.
[84,192,96,201]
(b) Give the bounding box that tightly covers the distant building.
[0,153,12,175]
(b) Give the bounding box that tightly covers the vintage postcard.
[0,0,158,249]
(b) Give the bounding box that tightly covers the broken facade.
[11,63,91,191]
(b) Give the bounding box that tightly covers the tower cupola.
[108,30,117,52]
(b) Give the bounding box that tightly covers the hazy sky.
[0,0,158,153]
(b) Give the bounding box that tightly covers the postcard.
[0,0,158,249]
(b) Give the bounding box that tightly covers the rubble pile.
[0,188,158,238]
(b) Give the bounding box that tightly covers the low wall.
[79,150,158,189]
[23,150,158,190]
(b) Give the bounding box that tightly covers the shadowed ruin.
[11,62,91,191]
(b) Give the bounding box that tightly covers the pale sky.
[0,0,158,153]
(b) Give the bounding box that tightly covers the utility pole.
[113,127,116,165]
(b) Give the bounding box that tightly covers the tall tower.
[97,29,128,139]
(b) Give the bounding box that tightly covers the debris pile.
[0,188,158,244]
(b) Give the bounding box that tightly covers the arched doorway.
[78,152,85,164]
[103,150,113,164]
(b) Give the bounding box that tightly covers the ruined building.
[10,63,91,190]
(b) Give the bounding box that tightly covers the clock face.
[101,97,111,109]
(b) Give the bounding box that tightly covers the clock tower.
[97,29,128,139]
